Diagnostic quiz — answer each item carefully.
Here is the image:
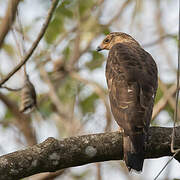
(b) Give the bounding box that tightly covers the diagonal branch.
[152,84,177,120]
[158,80,180,121]
[0,126,180,180]
[0,0,20,49]
[0,0,59,86]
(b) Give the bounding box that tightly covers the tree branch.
[0,126,180,180]
[0,0,20,49]
[0,0,59,86]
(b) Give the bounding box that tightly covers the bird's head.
[96,32,140,51]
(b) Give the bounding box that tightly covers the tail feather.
[123,134,145,172]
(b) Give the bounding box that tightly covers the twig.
[11,28,23,61]
[0,0,59,86]
[1,85,21,91]
[154,151,179,180]
[16,8,27,76]
[0,0,20,49]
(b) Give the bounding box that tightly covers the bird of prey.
[97,32,158,172]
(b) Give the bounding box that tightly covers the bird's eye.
[104,38,110,43]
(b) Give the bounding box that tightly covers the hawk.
[97,32,158,171]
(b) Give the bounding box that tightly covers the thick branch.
[0,0,19,49]
[0,127,180,180]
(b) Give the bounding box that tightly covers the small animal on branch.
[97,32,158,172]
[19,75,37,113]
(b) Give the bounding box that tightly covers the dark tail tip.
[125,151,144,172]
[123,135,145,172]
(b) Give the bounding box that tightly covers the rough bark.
[0,126,180,180]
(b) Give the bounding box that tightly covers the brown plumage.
[97,32,158,172]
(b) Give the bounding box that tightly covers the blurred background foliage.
[0,0,179,179]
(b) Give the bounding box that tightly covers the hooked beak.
[96,46,102,52]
